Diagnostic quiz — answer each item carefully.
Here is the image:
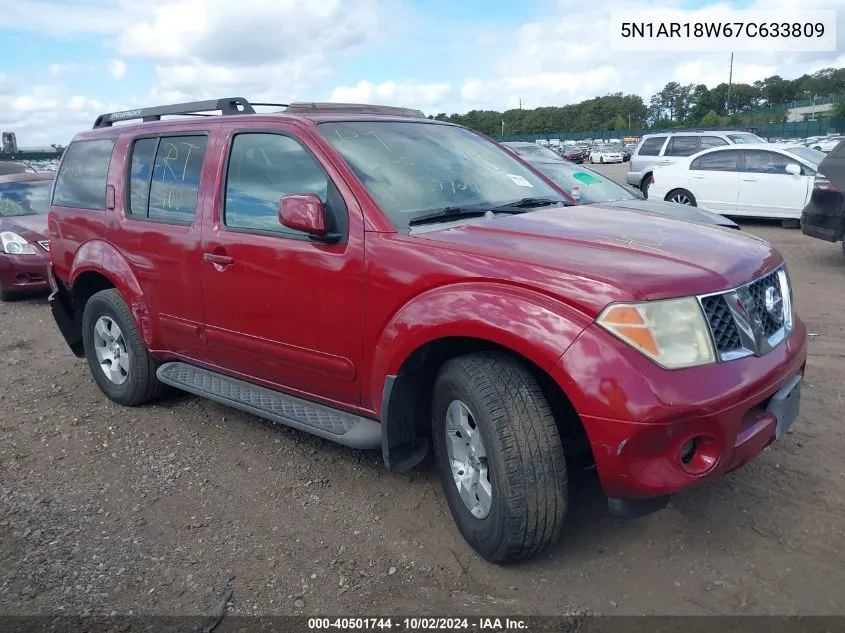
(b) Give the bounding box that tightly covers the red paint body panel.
[49,111,809,503]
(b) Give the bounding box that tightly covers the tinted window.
[665,136,700,157]
[637,136,666,156]
[224,133,330,235]
[128,138,157,217]
[0,181,53,216]
[743,150,797,175]
[146,136,208,222]
[319,121,567,230]
[785,146,824,166]
[727,133,766,144]
[691,150,739,172]
[699,136,728,149]
[505,143,563,161]
[53,139,115,210]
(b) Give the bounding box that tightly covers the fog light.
[678,435,720,476]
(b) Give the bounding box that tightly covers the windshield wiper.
[408,206,526,226]
[495,197,571,209]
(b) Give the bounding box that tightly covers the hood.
[601,199,740,229]
[415,205,780,302]
[0,214,49,241]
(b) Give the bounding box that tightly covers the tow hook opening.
[679,435,719,476]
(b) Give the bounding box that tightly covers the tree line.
[431,68,845,136]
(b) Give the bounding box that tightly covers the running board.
[156,362,382,450]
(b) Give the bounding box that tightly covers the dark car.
[560,146,585,163]
[801,138,845,256]
[0,171,53,300]
[501,146,739,229]
[498,140,566,163]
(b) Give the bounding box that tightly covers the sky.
[0,0,843,147]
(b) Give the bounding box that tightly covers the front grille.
[37,240,49,252]
[699,267,790,361]
[701,295,742,353]
[747,270,783,338]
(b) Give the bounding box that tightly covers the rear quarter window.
[52,139,116,210]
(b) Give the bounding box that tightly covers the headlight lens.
[1,231,37,255]
[597,297,716,369]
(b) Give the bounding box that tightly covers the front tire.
[82,289,164,406]
[666,188,697,206]
[432,352,568,563]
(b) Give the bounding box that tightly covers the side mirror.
[785,163,801,176]
[279,193,329,237]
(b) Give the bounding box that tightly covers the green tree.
[612,114,626,130]
[701,110,720,126]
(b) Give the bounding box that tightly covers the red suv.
[47,98,807,563]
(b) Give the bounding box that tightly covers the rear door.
[737,150,812,218]
[105,128,212,358]
[687,149,741,212]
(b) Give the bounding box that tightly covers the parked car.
[589,145,623,164]
[0,171,53,300]
[627,130,768,197]
[560,146,586,163]
[647,144,820,225]
[806,136,844,153]
[498,141,567,163]
[48,97,807,564]
[504,152,739,229]
[801,138,845,255]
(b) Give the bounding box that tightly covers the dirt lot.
[2,163,844,617]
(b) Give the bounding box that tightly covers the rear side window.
[53,139,115,210]
[127,135,209,223]
[665,136,700,157]
[699,136,728,150]
[691,150,740,172]
[637,136,666,156]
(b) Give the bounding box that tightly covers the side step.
[156,362,382,450]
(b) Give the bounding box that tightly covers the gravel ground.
[1,162,844,617]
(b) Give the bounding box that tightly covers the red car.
[0,171,53,300]
[47,98,807,563]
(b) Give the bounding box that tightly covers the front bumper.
[553,317,808,500]
[0,253,50,294]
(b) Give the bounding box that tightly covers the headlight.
[597,297,716,369]
[0,232,37,255]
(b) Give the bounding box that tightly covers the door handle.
[741,177,758,182]
[691,175,706,179]
[203,253,234,266]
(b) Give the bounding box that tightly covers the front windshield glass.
[727,133,766,144]
[533,162,635,204]
[505,143,563,161]
[785,146,825,166]
[318,121,567,229]
[0,181,52,217]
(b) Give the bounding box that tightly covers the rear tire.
[431,352,568,564]
[82,289,164,406]
[666,188,697,206]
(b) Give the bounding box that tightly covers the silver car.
[626,130,766,197]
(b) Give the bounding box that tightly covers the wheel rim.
[670,192,692,205]
[93,316,130,385]
[444,400,492,519]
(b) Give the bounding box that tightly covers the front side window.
[637,136,666,156]
[224,133,333,235]
[127,135,208,223]
[665,136,700,157]
[743,150,797,175]
[0,181,52,217]
[691,150,740,172]
[53,139,115,210]
[319,121,567,230]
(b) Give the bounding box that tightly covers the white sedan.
[806,136,844,153]
[589,146,623,164]
[647,143,823,222]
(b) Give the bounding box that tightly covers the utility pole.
[628,113,631,129]
[519,97,522,109]
[726,52,734,115]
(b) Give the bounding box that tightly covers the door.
[200,126,365,407]
[738,150,813,218]
[660,135,700,167]
[108,131,211,358]
[687,149,741,212]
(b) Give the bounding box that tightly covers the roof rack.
[92,97,288,129]
[283,102,426,118]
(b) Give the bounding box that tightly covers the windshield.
[532,161,635,204]
[504,143,564,161]
[785,146,825,166]
[319,121,567,229]
[0,181,52,217]
[727,133,766,144]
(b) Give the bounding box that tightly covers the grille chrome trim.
[37,240,50,252]
[697,266,792,362]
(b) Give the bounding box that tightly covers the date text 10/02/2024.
[307,617,529,631]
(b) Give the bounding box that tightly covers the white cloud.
[329,80,452,107]
[107,59,128,80]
